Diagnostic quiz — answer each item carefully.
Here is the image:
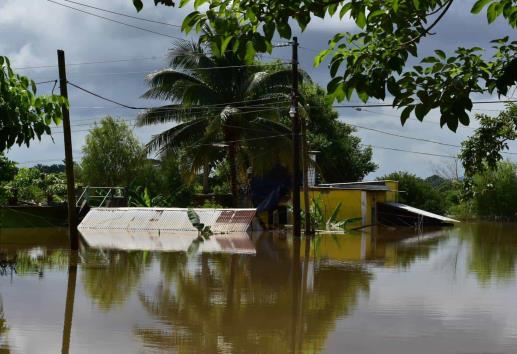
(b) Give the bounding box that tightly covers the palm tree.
[137,39,306,205]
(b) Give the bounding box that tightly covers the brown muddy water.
[1,222,517,354]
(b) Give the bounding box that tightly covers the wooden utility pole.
[291,37,301,238]
[57,49,79,250]
[301,116,312,235]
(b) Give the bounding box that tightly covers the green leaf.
[446,117,459,132]
[355,10,366,29]
[277,22,292,39]
[400,105,414,125]
[221,36,233,54]
[392,0,399,13]
[412,0,420,9]
[434,49,446,59]
[263,22,275,40]
[133,0,143,12]
[357,90,369,103]
[179,0,189,8]
[194,0,208,9]
[487,2,499,23]
[471,0,492,14]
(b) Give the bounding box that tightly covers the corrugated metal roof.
[79,229,256,254]
[78,208,256,233]
[384,202,460,223]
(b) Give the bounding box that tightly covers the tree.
[299,84,377,182]
[0,154,17,182]
[460,104,517,178]
[133,0,517,132]
[0,56,64,152]
[379,171,446,214]
[81,117,145,186]
[470,161,517,219]
[136,39,298,204]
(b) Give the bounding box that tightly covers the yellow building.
[300,180,399,229]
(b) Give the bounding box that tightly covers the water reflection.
[136,235,372,354]
[2,223,517,353]
[462,223,517,284]
[0,296,9,354]
[81,250,151,310]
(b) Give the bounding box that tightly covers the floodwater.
[1,222,517,354]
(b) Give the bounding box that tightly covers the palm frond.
[145,117,210,154]
[136,104,191,127]
[143,70,216,102]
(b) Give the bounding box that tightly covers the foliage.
[81,117,146,187]
[379,171,446,214]
[460,104,517,178]
[298,84,377,182]
[136,39,299,202]
[187,208,214,254]
[7,168,45,203]
[134,0,517,131]
[201,198,223,208]
[128,186,168,207]
[302,196,361,232]
[0,154,17,182]
[0,167,68,205]
[470,161,517,219]
[0,56,65,151]
[34,163,65,174]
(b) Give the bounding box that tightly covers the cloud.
[2,0,516,177]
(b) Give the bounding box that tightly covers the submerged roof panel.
[79,207,256,233]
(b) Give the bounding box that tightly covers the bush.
[379,171,447,214]
[471,162,517,219]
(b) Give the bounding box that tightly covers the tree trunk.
[228,141,239,207]
[223,125,239,207]
[203,161,210,194]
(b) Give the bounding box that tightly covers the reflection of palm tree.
[463,223,517,284]
[81,251,151,311]
[136,236,371,353]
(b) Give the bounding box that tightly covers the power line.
[61,0,181,28]
[68,62,290,77]
[14,56,166,71]
[47,0,184,40]
[332,99,517,108]
[35,79,58,85]
[67,81,290,110]
[362,144,457,159]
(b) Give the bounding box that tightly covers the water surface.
[1,223,516,354]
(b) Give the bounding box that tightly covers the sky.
[1,0,516,179]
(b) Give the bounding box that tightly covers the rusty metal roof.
[78,207,256,233]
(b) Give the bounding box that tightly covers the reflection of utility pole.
[57,50,79,250]
[290,238,302,353]
[61,253,78,354]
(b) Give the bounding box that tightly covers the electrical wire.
[61,0,181,27]
[362,144,457,159]
[35,79,58,85]
[67,81,290,110]
[47,0,184,40]
[68,62,290,77]
[14,56,166,70]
